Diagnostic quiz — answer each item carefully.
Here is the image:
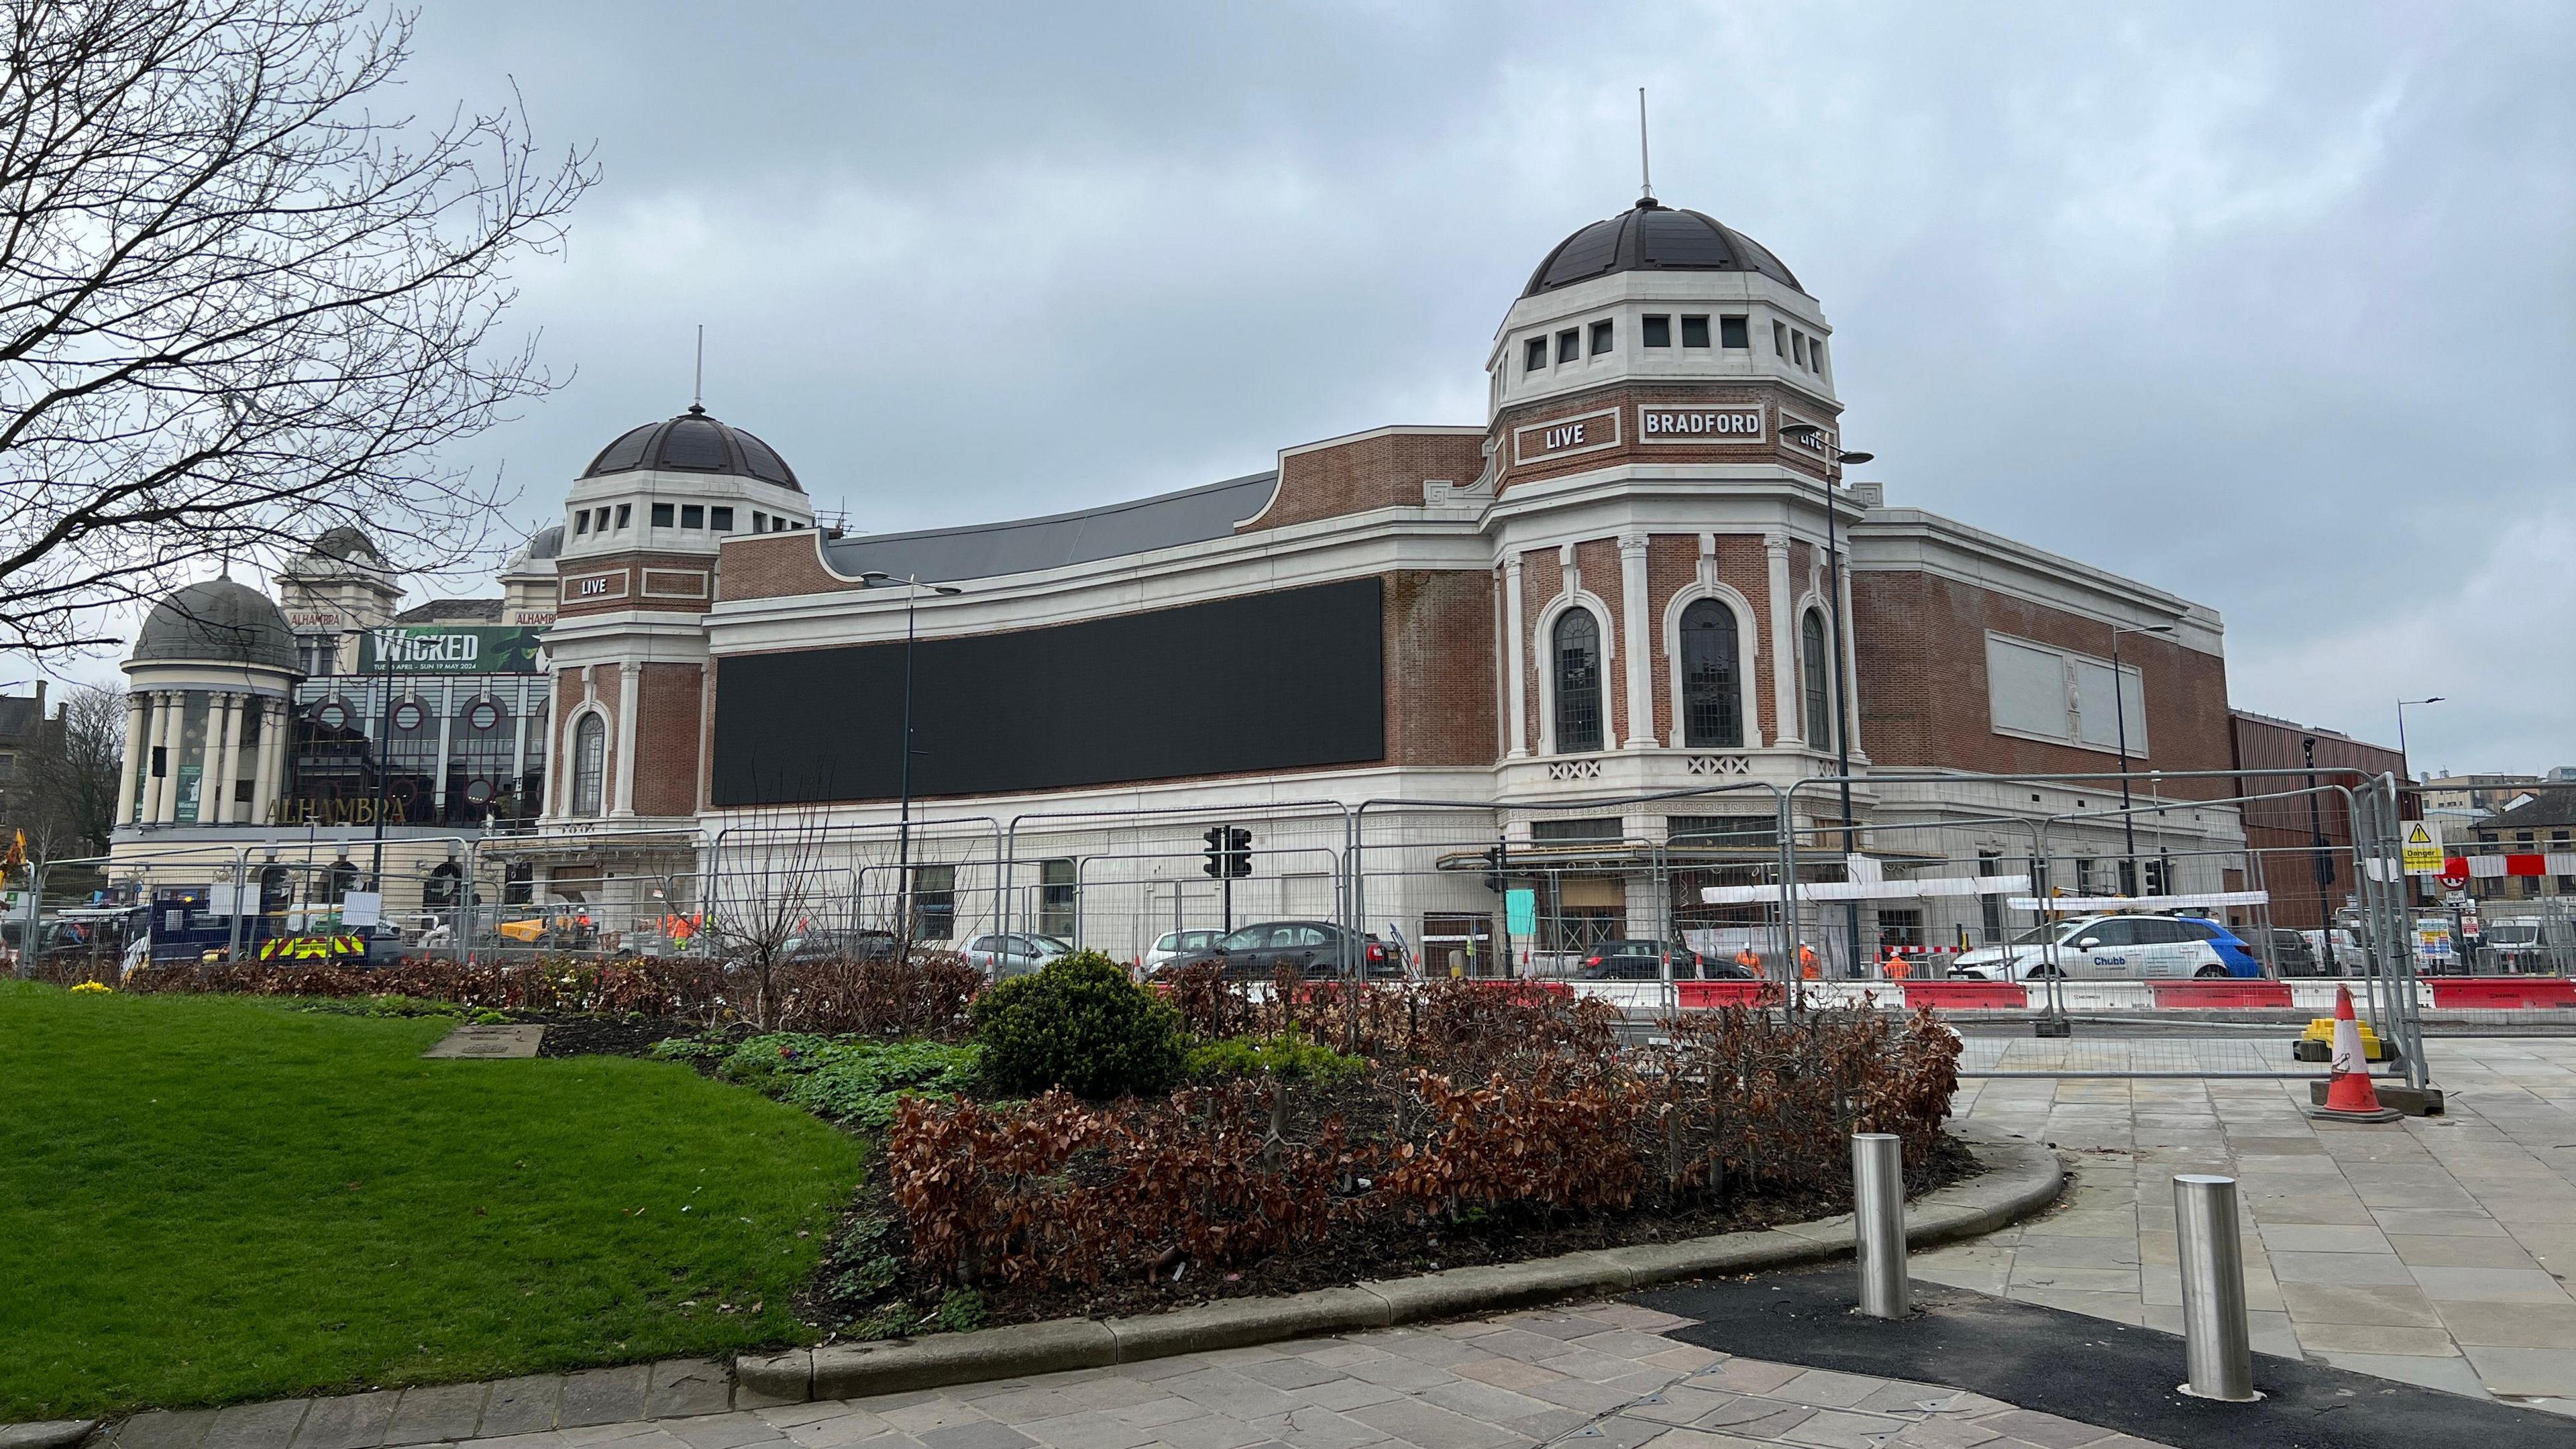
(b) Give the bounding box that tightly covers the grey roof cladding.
[1523,197,1805,297]
[584,406,802,490]
[132,578,299,672]
[820,470,1279,584]
[0,694,38,742]
[395,598,505,623]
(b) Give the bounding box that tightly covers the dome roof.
[523,523,564,561]
[582,406,800,490]
[1523,197,1803,297]
[132,577,298,673]
[306,525,381,561]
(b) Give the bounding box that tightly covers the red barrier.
[1468,979,1574,1000]
[1900,980,2028,1010]
[2431,977,2576,1009]
[1677,979,1786,1009]
[2151,979,2294,1009]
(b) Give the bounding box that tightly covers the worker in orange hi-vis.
[1884,949,1911,981]
[1734,944,1762,978]
[1797,942,1821,979]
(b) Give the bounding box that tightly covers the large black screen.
[710,576,1385,805]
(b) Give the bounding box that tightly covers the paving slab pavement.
[378,1304,2172,1448]
[1922,1033,2576,1415]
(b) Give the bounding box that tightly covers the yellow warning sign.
[2401,821,2445,874]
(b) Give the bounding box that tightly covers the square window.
[651,502,675,527]
[680,504,704,529]
[572,510,589,535]
[614,503,631,529]
[1556,329,1578,364]
[710,506,735,531]
[1680,315,1711,348]
[1720,315,1749,348]
[1773,320,1788,355]
[1642,315,1671,347]
[1524,337,1548,373]
[1589,319,1613,356]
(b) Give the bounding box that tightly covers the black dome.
[1523,197,1803,297]
[582,407,800,490]
[133,578,298,672]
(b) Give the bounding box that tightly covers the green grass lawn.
[0,981,863,1421]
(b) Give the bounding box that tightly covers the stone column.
[1765,533,1803,748]
[1618,535,1654,749]
[249,698,281,827]
[150,693,188,824]
[115,692,149,825]
[611,663,639,818]
[213,694,246,824]
[1501,556,1529,759]
[135,693,166,824]
[1837,559,1868,765]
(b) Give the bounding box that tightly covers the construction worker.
[1797,942,1821,979]
[1734,943,1762,978]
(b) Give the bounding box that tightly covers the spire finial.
[691,323,705,411]
[1637,87,1654,204]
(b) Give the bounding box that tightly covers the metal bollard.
[1852,1132,1909,1318]
[2174,1174,2260,1401]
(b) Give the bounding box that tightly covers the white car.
[1947,914,2259,981]
[1146,928,1221,971]
[963,932,1070,979]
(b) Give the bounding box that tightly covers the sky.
[17,1,2573,777]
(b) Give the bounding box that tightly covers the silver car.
[963,932,1069,979]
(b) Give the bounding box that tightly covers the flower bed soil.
[531,1012,717,1059]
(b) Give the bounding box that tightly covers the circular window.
[313,701,349,731]
[464,777,496,804]
[467,700,502,732]
[391,700,425,731]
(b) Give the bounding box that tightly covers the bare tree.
[0,0,596,655]
[18,682,124,861]
[702,805,845,1029]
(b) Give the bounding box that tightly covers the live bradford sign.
[357,625,543,675]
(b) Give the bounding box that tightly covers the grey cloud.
[46,1,2568,769]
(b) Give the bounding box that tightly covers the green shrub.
[1185,1034,1366,1083]
[969,951,1183,1100]
[651,1033,981,1128]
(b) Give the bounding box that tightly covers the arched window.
[1552,609,1604,753]
[1678,599,1743,748]
[1801,610,1833,753]
[571,713,606,816]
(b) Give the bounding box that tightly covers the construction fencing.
[7,769,2504,1095]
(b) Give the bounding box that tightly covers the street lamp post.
[2394,696,2444,924]
[2110,623,2174,895]
[2394,696,2443,777]
[860,572,963,943]
[1781,425,1872,977]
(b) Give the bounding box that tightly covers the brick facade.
[1851,572,2234,797]
[2230,712,2407,930]
[1247,429,1487,532]
[557,551,724,616]
[1491,382,1841,495]
[632,662,708,816]
[715,531,858,604]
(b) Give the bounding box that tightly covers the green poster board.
[358,625,544,675]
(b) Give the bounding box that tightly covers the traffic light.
[1224,827,1252,879]
[1202,826,1226,879]
[1481,843,1504,894]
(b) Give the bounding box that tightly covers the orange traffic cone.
[2308,984,2400,1122]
